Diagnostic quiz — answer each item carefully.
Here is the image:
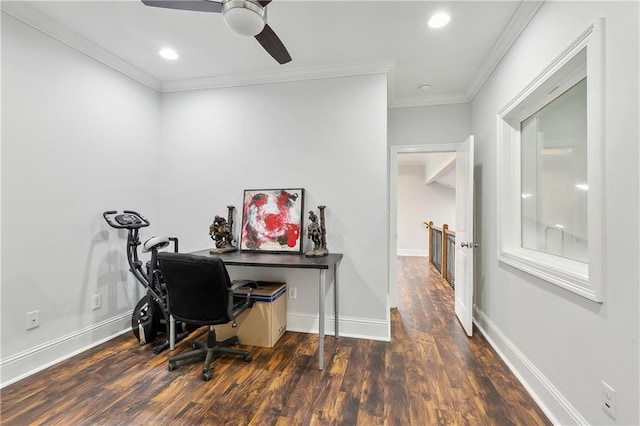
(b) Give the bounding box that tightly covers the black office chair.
[157,252,256,381]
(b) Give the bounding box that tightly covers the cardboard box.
[214,281,286,348]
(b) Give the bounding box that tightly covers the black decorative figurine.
[209,205,238,254]
[305,205,328,257]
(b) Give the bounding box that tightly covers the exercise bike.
[103,210,194,354]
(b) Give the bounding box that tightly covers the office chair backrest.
[157,252,232,326]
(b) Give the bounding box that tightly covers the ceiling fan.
[141,0,292,64]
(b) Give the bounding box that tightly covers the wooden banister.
[424,221,434,265]
[425,220,456,287]
[441,224,448,280]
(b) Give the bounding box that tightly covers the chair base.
[168,325,252,381]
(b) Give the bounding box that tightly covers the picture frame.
[240,188,305,253]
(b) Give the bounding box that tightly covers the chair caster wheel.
[203,372,212,381]
[168,361,177,371]
[232,338,240,346]
[244,354,252,362]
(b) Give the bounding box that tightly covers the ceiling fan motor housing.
[222,0,266,36]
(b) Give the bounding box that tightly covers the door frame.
[388,143,460,308]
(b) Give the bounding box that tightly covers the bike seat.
[142,236,170,253]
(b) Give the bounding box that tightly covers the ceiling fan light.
[223,0,266,37]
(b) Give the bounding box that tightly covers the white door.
[455,136,475,336]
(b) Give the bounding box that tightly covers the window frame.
[496,20,605,302]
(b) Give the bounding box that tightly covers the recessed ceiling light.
[428,12,450,29]
[418,83,431,91]
[159,48,179,60]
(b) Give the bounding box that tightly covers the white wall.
[388,103,470,146]
[156,74,389,338]
[1,13,160,382]
[470,2,639,425]
[396,164,455,256]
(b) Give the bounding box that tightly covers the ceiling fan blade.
[255,24,291,64]
[257,0,272,6]
[141,0,222,13]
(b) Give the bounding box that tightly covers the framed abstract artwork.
[240,188,305,253]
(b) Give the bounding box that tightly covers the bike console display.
[103,210,150,230]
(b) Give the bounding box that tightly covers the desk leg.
[318,269,325,370]
[334,263,339,339]
[169,315,176,350]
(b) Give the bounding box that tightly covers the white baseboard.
[397,249,428,257]
[286,313,390,342]
[1,310,390,388]
[473,307,587,425]
[0,312,131,388]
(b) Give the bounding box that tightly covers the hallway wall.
[396,164,455,256]
[470,2,639,424]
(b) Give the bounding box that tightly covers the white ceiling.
[398,152,456,188]
[2,0,542,107]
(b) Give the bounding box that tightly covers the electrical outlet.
[602,381,616,419]
[27,310,40,330]
[92,294,102,310]
[288,287,297,300]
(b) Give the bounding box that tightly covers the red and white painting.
[240,189,304,253]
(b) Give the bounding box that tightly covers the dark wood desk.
[190,249,343,370]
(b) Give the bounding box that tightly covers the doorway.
[388,144,459,308]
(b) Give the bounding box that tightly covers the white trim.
[392,144,461,155]
[389,143,460,309]
[466,0,544,101]
[286,313,389,342]
[389,93,469,109]
[0,3,160,91]
[160,59,394,93]
[1,0,542,107]
[392,0,544,109]
[0,2,393,95]
[497,27,592,119]
[585,18,606,303]
[0,312,131,388]
[496,20,605,302]
[397,249,428,257]
[473,307,587,425]
[498,250,595,300]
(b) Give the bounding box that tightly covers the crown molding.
[2,1,393,97]
[385,62,471,109]
[1,1,161,92]
[465,0,544,101]
[160,59,394,93]
[2,0,540,107]
[389,93,470,109]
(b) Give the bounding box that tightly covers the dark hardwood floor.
[1,257,550,425]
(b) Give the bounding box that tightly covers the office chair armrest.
[230,280,257,292]
[228,280,257,321]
